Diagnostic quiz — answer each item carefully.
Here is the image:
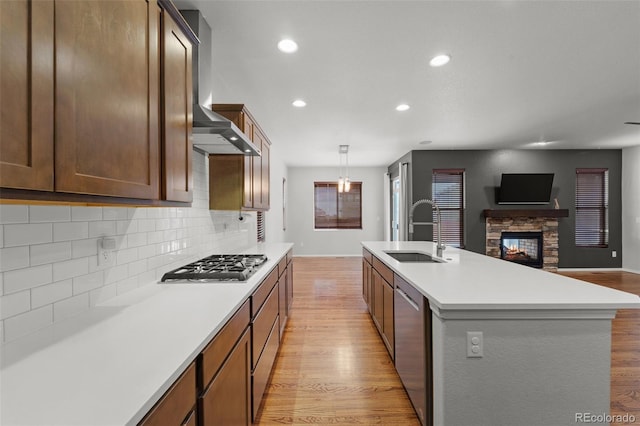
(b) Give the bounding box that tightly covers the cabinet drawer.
[278,257,287,277]
[372,256,393,284]
[362,248,372,263]
[252,316,279,421]
[251,267,278,318]
[139,362,196,426]
[201,300,250,388]
[252,282,279,369]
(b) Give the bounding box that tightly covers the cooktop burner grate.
[160,254,268,282]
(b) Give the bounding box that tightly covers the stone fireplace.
[484,209,569,271]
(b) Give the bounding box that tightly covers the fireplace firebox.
[500,231,543,268]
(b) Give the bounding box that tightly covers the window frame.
[432,168,465,248]
[575,168,609,248]
[313,181,363,230]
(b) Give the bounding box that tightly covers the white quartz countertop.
[0,242,293,426]
[362,241,640,312]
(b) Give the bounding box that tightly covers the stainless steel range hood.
[181,10,260,156]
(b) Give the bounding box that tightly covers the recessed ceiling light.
[419,140,432,145]
[229,136,238,141]
[430,54,451,67]
[396,104,410,112]
[292,99,306,107]
[278,39,298,53]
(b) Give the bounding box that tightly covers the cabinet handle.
[395,287,419,312]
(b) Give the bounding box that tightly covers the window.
[314,182,362,229]
[257,211,265,242]
[432,169,465,247]
[575,168,609,247]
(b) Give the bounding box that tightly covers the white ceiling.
[172,0,640,167]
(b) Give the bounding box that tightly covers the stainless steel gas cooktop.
[160,254,268,282]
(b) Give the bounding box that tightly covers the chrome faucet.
[409,199,446,257]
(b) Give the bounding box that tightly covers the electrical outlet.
[467,331,483,358]
[98,238,116,268]
[612,250,617,258]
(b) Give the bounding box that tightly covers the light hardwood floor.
[256,258,640,425]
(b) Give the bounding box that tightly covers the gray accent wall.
[389,150,622,268]
[622,146,640,273]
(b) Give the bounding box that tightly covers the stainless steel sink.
[384,251,446,263]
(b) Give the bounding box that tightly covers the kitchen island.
[0,242,293,426]
[362,241,640,426]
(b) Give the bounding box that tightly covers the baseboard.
[557,267,625,272]
[623,267,640,275]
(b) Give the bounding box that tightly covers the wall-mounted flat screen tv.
[498,173,554,204]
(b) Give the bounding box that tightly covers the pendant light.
[338,145,350,193]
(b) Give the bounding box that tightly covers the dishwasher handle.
[396,287,420,312]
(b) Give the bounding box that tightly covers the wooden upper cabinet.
[162,6,193,203]
[0,0,54,191]
[54,0,161,199]
[209,104,270,211]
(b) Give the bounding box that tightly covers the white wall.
[0,152,257,344]
[622,145,640,273]
[265,142,287,244]
[285,166,386,256]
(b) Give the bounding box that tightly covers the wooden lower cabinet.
[252,316,279,421]
[139,362,196,426]
[362,257,372,311]
[200,328,252,426]
[370,257,394,360]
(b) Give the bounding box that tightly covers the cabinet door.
[372,269,384,333]
[162,9,192,203]
[200,328,251,426]
[382,280,394,359]
[0,0,54,191]
[362,259,370,307]
[139,362,196,426]
[286,260,293,312]
[259,138,270,210]
[242,114,255,209]
[54,0,160,199]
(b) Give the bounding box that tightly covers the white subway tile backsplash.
[3,265,52,294]
[102,207,128,221]
[128,259,147,277]
[29,205,71,223]
[126,232,147,248]
[31,280,73,308]
[71,206,103,222]
[4,223,53,247]
[137,219,156,232]
[88,221,117,238]
[30,242,72,266]
[0,247,30,272]
[53,258,89,282]
[116,247,138,265]
[4,305,52,341]
[72,271,104,294]
[71,238,99,258]
[116,277,138,295]
[0,290,31,320]
[117,220,137,235]
[0,205,29,224]
[104,264,128,285]
[89,283,117,306]
[53,293,89,322]
[54,222,89,242]
[0,152,256,343]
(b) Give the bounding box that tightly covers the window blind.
[314,182,362,229]
[257,211,266,242]
[432,169,465,248]
[575,168,608,247]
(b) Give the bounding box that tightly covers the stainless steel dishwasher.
[394,274,432,426]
